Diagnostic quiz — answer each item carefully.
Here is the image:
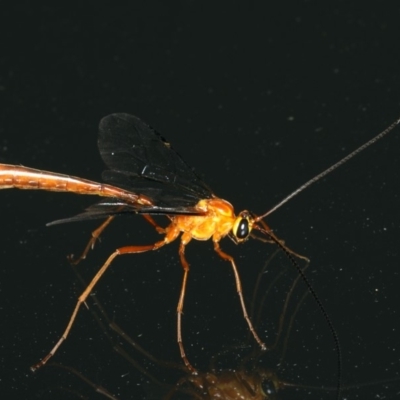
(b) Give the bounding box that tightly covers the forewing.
[98,113,213,208]
[48,114,213,226]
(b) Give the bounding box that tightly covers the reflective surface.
[38,246,400,399]
[1,2,400,399]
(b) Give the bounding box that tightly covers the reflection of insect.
[0,113,398,377]
[59,251,400,399]
[53,250,308,399]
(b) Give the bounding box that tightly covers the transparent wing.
[98,113,214,209]
[48,113,213,225]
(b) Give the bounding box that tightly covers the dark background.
[1,2,400,399]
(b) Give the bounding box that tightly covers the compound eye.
[261,379,277,396]
[236,218,249,239]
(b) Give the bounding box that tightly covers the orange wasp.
[0,113,398,380]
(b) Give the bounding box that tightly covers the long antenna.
[256,117,400,221]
